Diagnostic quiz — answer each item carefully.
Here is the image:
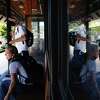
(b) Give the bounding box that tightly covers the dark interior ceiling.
[0,0,42,21]
[10,0,42,16]
[0,0,100,22]
[69,0,100,21]
[10,0,43,20]
[69,0,86,17]
[0,0,6,16]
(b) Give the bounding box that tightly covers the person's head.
[5,45,18,60]
[87,43,99,60]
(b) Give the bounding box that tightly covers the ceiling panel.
[10,0,42,17]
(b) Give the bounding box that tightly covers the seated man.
[80,43,100,100]
[0,45,31,100]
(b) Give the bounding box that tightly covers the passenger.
[80,43,100,100]
[74,19,87,64]
[0,45,30,100]
[69,20,87,82]
[9,19,29,57]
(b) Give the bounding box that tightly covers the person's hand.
[9,40,15,44]
[4,95,9,100]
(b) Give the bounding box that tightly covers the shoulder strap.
[8,58,19,74]
[8,58,30,83]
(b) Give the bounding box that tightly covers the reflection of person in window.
[72,19,88,68]
[80,43,100,100]
[74,23,86,56]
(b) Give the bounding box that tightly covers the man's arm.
[76,34,87,41]
[4,74,17,100]
[9,34,26,44]
[76,33,90,43]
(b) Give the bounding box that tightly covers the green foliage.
[0,26,7,39]
[0,21,7,39]
[90,26,100,33]
[69,21,81,31]
[0,21,7,53]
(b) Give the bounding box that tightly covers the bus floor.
[70,83,88,100]
[16,85,44,100]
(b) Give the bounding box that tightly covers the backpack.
[9,55,44,86]
[25,28,33,47]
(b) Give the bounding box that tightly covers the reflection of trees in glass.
[90,26,100,33]
[90,26,100,41]
[89,19,100,39]
[69,21,81,31]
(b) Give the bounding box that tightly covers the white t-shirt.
[15,25,28,53]
[74,24,86,53]
[9,61,28,84]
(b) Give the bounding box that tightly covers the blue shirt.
[80,59,96,83]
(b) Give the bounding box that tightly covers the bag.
[9,55,44,86]
[25,28,33,47]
